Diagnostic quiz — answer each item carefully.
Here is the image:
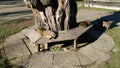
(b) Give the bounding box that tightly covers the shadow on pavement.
[0,0,23,5]
[0,10,32,17]
[77,11,120,48]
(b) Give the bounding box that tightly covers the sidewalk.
[3,27,114,68]
[0,0,33,23]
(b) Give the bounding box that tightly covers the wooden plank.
[22,28,42,43]
[36,25,93,44]
[74,39,77,50]
[23,38,38,53]
[48,31,75,42]
[68,25,93,39]
[45,43,48,49]
[36,31,75,44]
[23,25,93,47]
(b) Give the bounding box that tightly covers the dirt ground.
[0,0,113,23]
[0,0,33,23]
[0,1,117,68]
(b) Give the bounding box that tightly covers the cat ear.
[102,21,106,25]
[102,21,105,26]
[108,21,113,24]
[103,21,105,22]
[87,19,90,22]
[86,19,91,23]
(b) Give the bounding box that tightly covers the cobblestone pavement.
[1,1,115,68]
[3,29,114,68]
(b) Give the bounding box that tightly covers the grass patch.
[80,7,120,12]
[106,28,120,47]
[100,27,120,68]
[0,20,22,43]
[0,20,21,25]
[50,47,63,52]
[0,19,34,68]
[0,19,34,44]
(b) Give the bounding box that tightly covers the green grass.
[0,20,21,25]
[0,19,33,68]
[80,7,120,12]
[0,19,33,44]
[0,20,21,41]
[101,27,120,68]
[106,28,120,47]
[50,47,63,52]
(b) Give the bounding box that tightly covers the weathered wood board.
[22,27,42,43]
[36,31,76,44]
[36,25,93,44]
[22,25,93,44]
[22,25,93,51]
[68,25,93,39]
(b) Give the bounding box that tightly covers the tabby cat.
[78,19,91,28]
[35,28,56,39]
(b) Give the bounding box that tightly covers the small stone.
[63,48,69,51]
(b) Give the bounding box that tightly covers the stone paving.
[1,1,115,68]
[3,29,114,68]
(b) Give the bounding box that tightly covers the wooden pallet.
[22,25,93,53]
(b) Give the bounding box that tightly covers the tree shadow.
[0,10,32,17]
[0,0,23,5]
[77,11,120,48]
[100,11,120,28]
